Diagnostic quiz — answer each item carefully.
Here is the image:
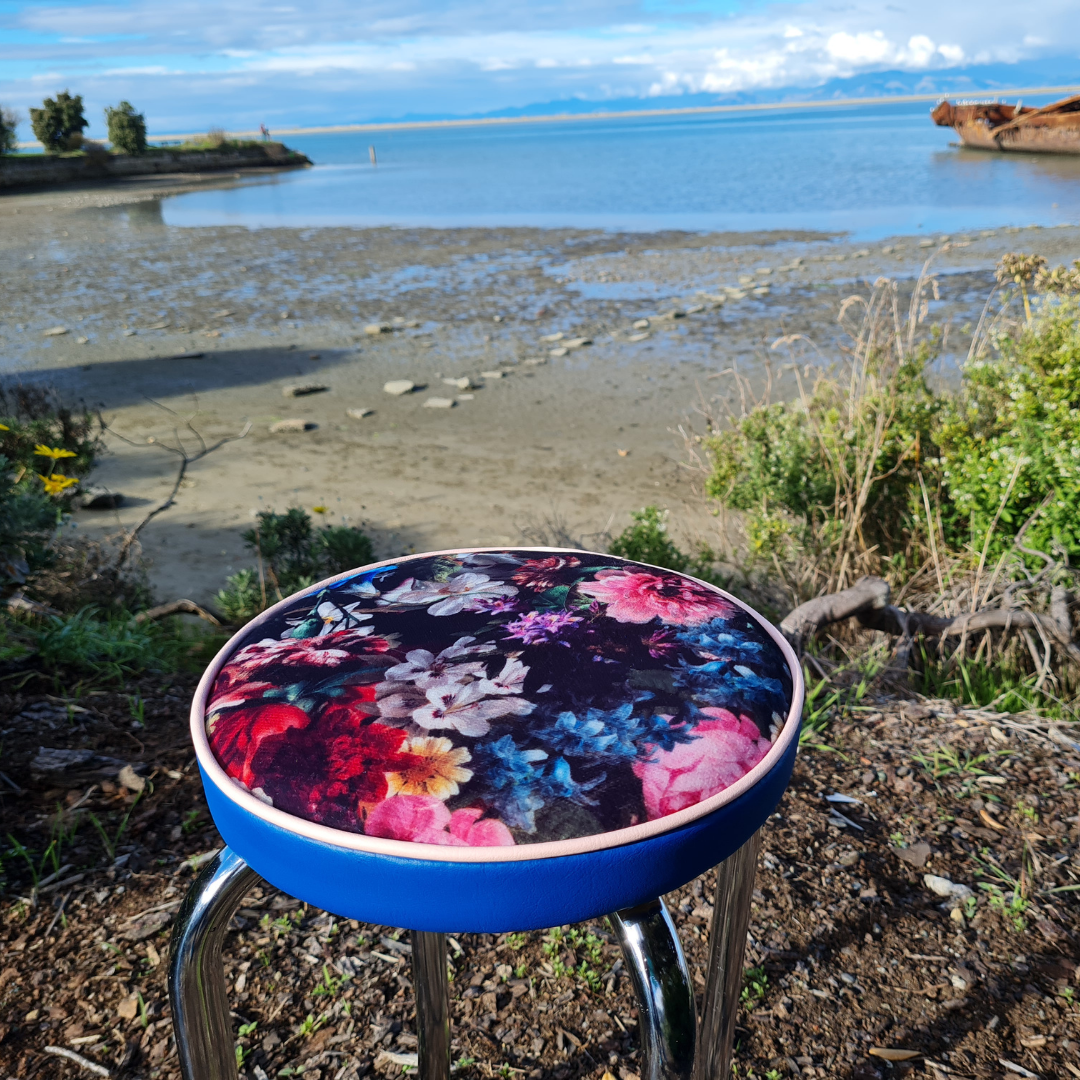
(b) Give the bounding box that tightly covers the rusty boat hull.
[932,94,1080,154]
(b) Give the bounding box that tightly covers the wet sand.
[4,175,1080,605]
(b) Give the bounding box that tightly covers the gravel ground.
[1,676,1077,1080]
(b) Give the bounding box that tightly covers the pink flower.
[578,569,734,626]
[365,794,515,846]
[632,708,770,820]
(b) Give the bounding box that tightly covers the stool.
[169,548,802,1079]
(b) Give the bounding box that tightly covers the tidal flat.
[4,174,1080,605]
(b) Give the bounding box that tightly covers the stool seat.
[192,547,801,931]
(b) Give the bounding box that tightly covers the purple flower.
[644,628,679,659]
[503,610,583,646]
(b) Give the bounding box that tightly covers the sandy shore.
[3,174,1080,606]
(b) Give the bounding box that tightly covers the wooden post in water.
[369,145,377,166]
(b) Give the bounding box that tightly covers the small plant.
[87,792,141,861]
[609,505,718,582]
[912,745,991,780]
[514,962,527,979]
[297,1012,326,1038]
[29,89,87,152]
[740,966,768,1012]
[216,508,374,623]
[104,101,147,154]
[0,105,20,155]
[505,932,527,950]
[312,963,347,997]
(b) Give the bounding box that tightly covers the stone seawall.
[0,143,311,190]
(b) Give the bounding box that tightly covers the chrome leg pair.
[169,833,761,1080]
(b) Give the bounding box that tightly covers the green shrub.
[0,458,62,593]
[104,100,147,154]
[216,509,375,624]
[29,90,87,153]
[938,297,1080,562]
[608,506,719,583]
[0,106,19,155]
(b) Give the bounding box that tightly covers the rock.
[346,407,374,419]
[923,874,972,899]
[442,376,474,390]
[753,286,771,296]
[563,337,592,349]
[480,370,505,378]
[42,326,68,337]
[549,346,569,357]
[755,267,773,276]
[123,329,137,336]
[117,993,140,1019]
[364,323,392,335]
[269,419,318,433]
[627,332,650,342]
[76,336,89,345]
[30,748,94,773]
[738,274,755,285]
[282,384,329,398]
[632,319,650,329]
[79,486,124,510]
[653,310,684,321]
[854,248,870,257]
[540,332,564,342]
[121,910,173,942]
[894,842,932,868]
[685,304,705,314]
[492,315,503,322]
[523,356,547,365]
[423,397,456,409]
[383,380,416,396]
[919,239,935,248]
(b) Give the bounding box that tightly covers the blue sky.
[1,0,1076,136]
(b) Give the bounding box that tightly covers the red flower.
[207,702,312,788]
[250,718,426,831]
[321,683,380,725]
[632,708,770,820]
[511,555,582,591]
[579,569,734,626]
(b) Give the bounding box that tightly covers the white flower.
[314,599,373,637]
[378,573,517,616]
[382,637,491,687]
[479,656,529,696]
[412,682,534,737]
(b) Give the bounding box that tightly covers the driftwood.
[782,575,1080,666]
[133,599,222,627]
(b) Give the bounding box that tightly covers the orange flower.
[385,736,473,800]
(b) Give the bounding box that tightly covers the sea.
[160,98,1080,239]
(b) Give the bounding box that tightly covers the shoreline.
[4,180,1080,607]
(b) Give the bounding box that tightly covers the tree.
[0,106,20,155]
[29,90,86,153]
[104,100,147,155]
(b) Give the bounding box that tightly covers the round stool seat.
[192,548,802,931]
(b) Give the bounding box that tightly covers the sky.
[1,0,1077,136]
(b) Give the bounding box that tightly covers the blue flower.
[471,735,549,831]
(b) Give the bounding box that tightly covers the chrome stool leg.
[694,830,762,1080]
[169,848,261,1080]
[612,898,696,1080]
[412,931,451,1080]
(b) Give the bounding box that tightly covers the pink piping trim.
[190,547,804,864]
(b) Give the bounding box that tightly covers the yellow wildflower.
[0,423,9,431]
[312,505,327,514]
[34,444,77,460]
[40,472,78,495]
[386,737,473,800]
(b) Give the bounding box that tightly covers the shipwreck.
[932,93,1080,154]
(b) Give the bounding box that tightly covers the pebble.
[442,376,474,390]
[919,239,935,248]
[923,874,972,899]
[423,397,455,408]
[563,337,592,349]
[480,370,505,378]
[893,842,931,868]
[753,286,771,296]
[269,419,318,433]
[738,274,755,285]
[632,318,650,329]
[523,357,547,365]
[365,323,392,335]
[653,310,684,321]
[685,304,705,314]
[42,326,68,336]
[346,407,374,419]
[282,384,329,397]
[75,336,89,344]
[123,329,137,336]
[541,332,564,342]
[383,380,416,395]
[626,332,650,342]
[549,347,569,357]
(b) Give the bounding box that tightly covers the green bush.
[0,106,19,155]
[104,100,147,154]
[216,509,375,624]
[938,297,1080,562]
[29,90,87,153]
[0,457,62,593]
[608,506,719,583]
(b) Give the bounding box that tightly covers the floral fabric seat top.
[202,549,798,857]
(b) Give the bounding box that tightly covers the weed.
[740,966,768,1012]
[297,1013,326,1038]
[608,505,719,582]
[127,694,145,726]
[912,745,991,779]
[514,962,528,979]
[237,1021,258,1037]
[312,964,347,998]
[87,791,141,860]
[181,809,201,835]
[505,932,527,950]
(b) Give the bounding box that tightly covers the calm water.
[161,100,1080,238]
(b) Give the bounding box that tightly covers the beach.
[4,174,1080,606]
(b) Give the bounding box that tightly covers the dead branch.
[779,575,890,653]
[133,599,222,627]
[99,400,251,569]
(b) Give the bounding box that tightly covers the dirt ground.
[1,673,1077,1080]
[4,175,1080,606]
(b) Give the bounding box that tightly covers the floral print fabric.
[206,551,793,848]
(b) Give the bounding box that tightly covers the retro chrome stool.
[169,548,802,1080]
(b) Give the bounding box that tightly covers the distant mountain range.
[382,58,1080,125]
